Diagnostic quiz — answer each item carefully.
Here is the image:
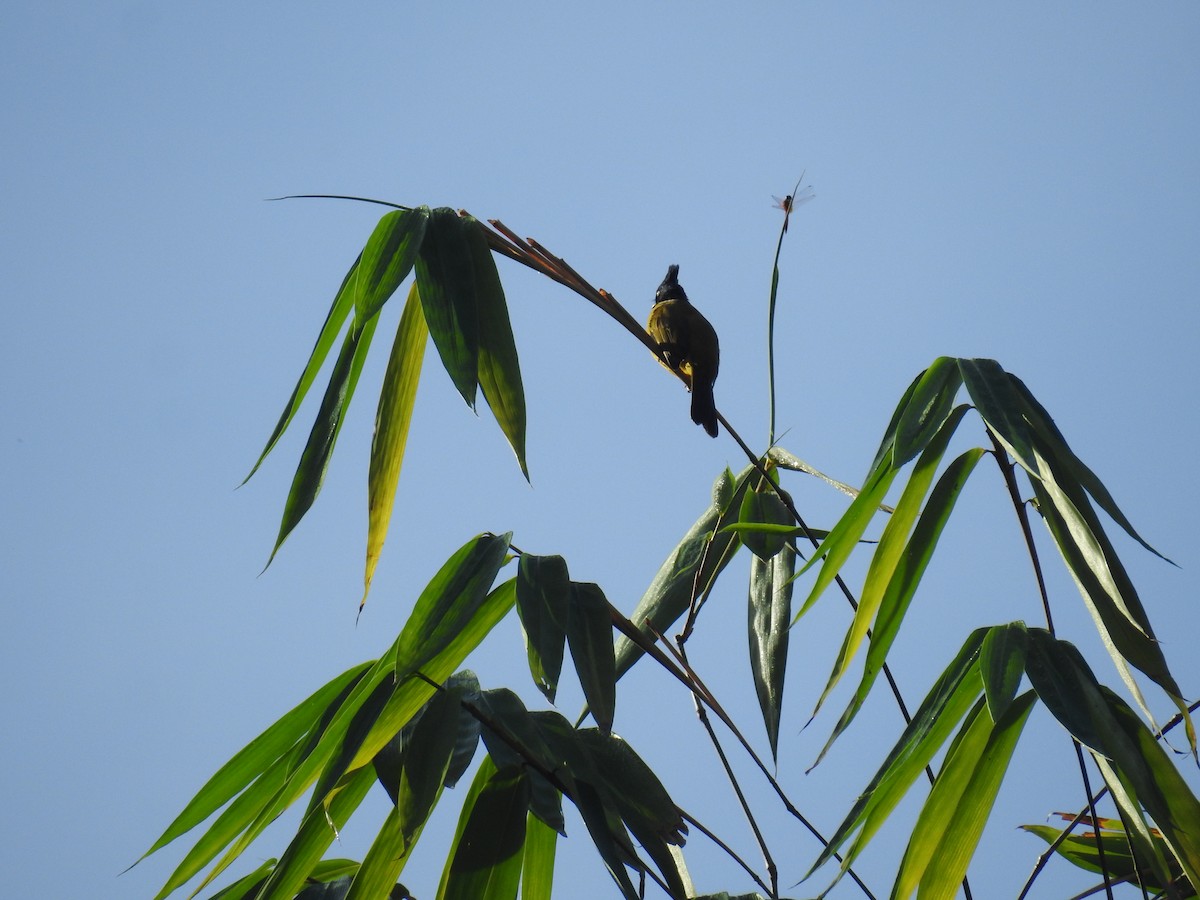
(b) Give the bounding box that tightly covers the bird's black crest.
[655,263,688,304]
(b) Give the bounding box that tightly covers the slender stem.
[678,807,772,896]
[680,643,779,898]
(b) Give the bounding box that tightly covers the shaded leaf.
[738,485,791,560]
[439,764,530,900]
[464,215,528,478]
[363,282,428,609]
[979,621,1028,723]
[958,357,1039,476]
[566,583,618,733]
[415,207,479,409]
[892,355,963,467]
[515,555,570,703]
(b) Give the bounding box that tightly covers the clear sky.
[3,4,1198,899]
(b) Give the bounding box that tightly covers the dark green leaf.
[414,207,479,409]
[567,583,617,733]
[958,357,1040,476]
[515,555,570,703]
[464,215,528,478]
[441,765,530,900]
[475,689,565,834]
[738,485,790,560]
[575,730,687,846]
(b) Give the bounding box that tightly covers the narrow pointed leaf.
[807,629,987,889]
[268,312,380,565]
[202,857,274,900]
[809,407,970,721]
[1010,372,1173,564]
[244,254,360,483]
[342,805,410,900]
[747,487,797,760]
[141,661,370,859]
[901,691,1036,900]
[355,207,429,324]
[515,555,570,703]
[575,729,687,846]
[567,583,618,733]
[464,215,528,478]
[363,282,429,608]
[415,207,479,409]
[253,766,377,900]
[1019,823,1185,892]
[614,467,752,678]
[867,367,926,474]
[389,684,462,846]
[812,447,984,767]
[892,355,963,467]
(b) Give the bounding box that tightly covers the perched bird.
[647,264,720,437]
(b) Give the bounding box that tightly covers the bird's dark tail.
[691,383,718,437]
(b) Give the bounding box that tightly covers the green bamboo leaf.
[897,691,1036,900]
[1020,820,1189,893]
[363,282,429,609]
[1101,689,1200,890]
[807,628,986,891]
[463,215,528,479]
[355,207,429,324]
[575,730,687,847]
[243,254,360,484]
[866,367,926,474]
[414,207,479,409]
[792,457,897,621]
[979,621,1028,723]
[440,765,530,900]
[253,766,377,900]
[957,357,1040,476]
[267,312,380,567]
[520,813,558,900]
[202,858,274,900]
[515,555,570,703]
[442,671,483,790]
[394,533,514,677]
[387,683,462,846]
[140,661,370,860]
[747,487,797,761]
[892,355,963,467]
[768,445,876,503]
[613,466,752,679]
[474,689,564,835]
[1024,628,1117,756]
[721,521,830,542]
[343,806,409,900]
[808,407,971,722]
[567,583,618,734]
[1010,372,1173,564]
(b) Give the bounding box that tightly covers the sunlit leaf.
[520,813,558,900]
[363,282,428,609]
[355,207,429,324]
[892,355,963,467]
[979,621,1028,723]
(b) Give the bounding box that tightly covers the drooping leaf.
[979,621,1028,724]
[747,484,797,760]
[515,555,570,703]
[892,355,963,467]
[363,282,428,609]
[957,357,1040,477]
[354,207,429,324]
[415,207,479,409]
[267,311,380,566]
[243,254,360,484]
[463,215,528,478]
[566,583,618,733]
[575,730,688,847]
[614,466,752,679]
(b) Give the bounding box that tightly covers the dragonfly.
[772,183,815,232]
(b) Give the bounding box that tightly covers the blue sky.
[3,4,1199,899]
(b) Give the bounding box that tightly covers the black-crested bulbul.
[647,264,720,437]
